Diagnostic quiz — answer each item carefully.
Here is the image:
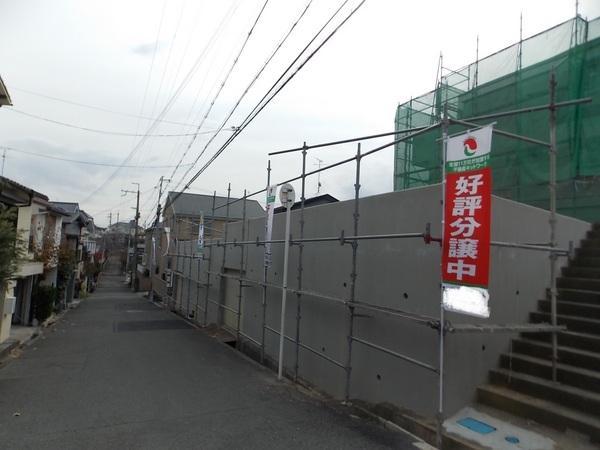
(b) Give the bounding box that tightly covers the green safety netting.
[394,16,600,222]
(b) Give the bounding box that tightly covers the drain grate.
[113,319,193,332]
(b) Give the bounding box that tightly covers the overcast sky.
[1,0,599,227]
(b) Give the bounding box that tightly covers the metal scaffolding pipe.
[351,336,438,373]
[461,97,591,123]
[268,125,431,156]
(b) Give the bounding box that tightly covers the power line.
[5,108,223,137]
[80,1,241,204]
[164,0,271,188]
[88,186,156,217]
[171,0,351,194]
[0,145,195,169]
[169,0,313,191]
[7,87,204,128]
[173,0,367,199]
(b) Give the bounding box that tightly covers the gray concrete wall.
[167,184,590,419]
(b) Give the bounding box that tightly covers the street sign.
[264,185,277,267]
[279,183,295,207]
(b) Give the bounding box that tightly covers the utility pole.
[155,176,171,226]
[107,212,112,228]
[116,212,120,224]
[122,183,140,292]
[1,148,6,177]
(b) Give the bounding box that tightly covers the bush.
[32,285,58,323]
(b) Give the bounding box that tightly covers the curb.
[0,339,20,361]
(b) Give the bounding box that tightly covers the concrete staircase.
[477,223,600,443]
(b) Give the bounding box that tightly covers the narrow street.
[0,258,421,450]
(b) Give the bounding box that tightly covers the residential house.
[146,191,264,302]
[0,177,67,341]
[50,202,90,302]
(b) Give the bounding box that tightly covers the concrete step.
[562,266,600,279]
[512,338,600,372]
[556,288,600,305]
[489,369,600,416]
[477,384,600,442]
[576,247,600,258]
[557,276,600,292]
[531,311,600,335]
[499,352,600,392]
[523,330,600,353]
[581,238,600,249]
[573,256,600,268]
[538,299,600,320]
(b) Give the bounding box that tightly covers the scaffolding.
[146,73,593,446]
[394,15,600,222]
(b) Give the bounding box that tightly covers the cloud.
[131,42,162,57]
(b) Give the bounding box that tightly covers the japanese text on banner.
[442,125,493,288]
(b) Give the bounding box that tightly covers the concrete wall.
[165,184,589,419]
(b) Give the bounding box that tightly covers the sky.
[0,0,598,227]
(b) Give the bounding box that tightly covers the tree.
[0,207,25,291]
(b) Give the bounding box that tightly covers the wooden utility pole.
[121,183,140,291]
[155,176,170,226]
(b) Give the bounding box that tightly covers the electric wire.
[0,145,195,169]
[170,0,352,194]
[80,1,240,204]
[3,108,224,137]
[173,0,367,200]
[7,86,203,128]
[163,0,271,189]
[169,0,313,191]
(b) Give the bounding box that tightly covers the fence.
[148,80,590,448]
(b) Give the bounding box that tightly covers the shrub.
[32,284,58,323]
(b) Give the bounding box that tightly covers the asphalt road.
[0,259,424,450]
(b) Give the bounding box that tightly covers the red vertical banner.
[442,168,491,287]
[442,125,493,317]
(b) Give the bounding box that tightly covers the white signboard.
[264,185,277,267]
[196,214,204,254]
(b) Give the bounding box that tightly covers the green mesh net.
[394,16,600,222]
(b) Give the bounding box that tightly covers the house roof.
[0,75,12,107]
[164,191,264,220]
[274,194,339,214]
[0,176,48,206]
[50,201,89,226]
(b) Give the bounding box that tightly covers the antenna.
[314,157,324,195]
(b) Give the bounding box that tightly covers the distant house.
[273,194,338,214]
[162,191,265,240]
[145,191,264,302]
[50,202,90,302]
[0,177,67,340]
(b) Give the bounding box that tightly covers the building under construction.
[394,15,600,222]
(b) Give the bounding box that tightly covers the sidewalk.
[0,325,39,361]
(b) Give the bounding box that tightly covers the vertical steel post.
[195,230,201,323]
[261,161,271,364]
[278,192,293,381]
[294,144,307,381]
[549,71,558,382]
[203,192,217,326]
[437,104,449,450]
[187,228,193,318]
[220,184,231,326]
[344,143,361,402]
[236,190,247,348]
